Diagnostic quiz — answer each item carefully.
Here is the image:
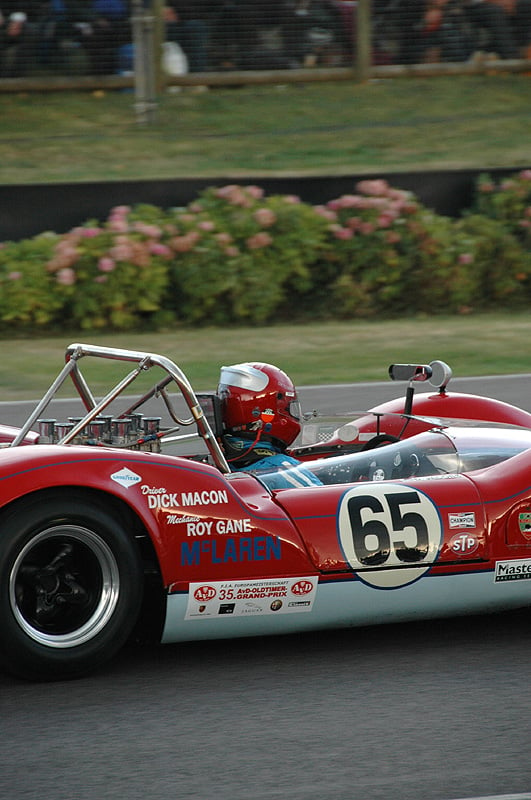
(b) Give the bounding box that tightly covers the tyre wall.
[0,166,522,241]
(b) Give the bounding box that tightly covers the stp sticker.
[185,576,317,619]
[449,532,479,556]
[337,483,443,589]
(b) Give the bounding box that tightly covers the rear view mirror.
[388,360,452,390]
[388,364,432,382]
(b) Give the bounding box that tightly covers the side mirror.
[428,360,452,390]
[388,364,432,383]
[388,361,452,391]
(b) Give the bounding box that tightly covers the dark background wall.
[0,166,522,241]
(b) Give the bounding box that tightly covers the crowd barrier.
[1,1,530,94]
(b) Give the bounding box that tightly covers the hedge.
[1,170,530,332]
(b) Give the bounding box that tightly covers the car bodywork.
[1,343,531,680]
[290,360,531,459]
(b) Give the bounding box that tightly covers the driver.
[217,362,321,488]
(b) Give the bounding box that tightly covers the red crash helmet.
[218,362,301,448]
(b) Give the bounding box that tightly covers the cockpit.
[251,426,531,489]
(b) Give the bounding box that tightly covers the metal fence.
[1,0,530,94]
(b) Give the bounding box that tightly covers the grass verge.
[1,313,530,400]
[1,75,530,183]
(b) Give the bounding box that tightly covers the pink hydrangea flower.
[246,232,273,249]
[458,253,474,264]
[98,257,116,272]
[246,185,265,199]
[8,271,22,280]
[198,220,215,232]
[171,231,200,252]
[148,242,172,257]
[56,267,76,286]
[254,208,277,227]
[356,179,390,196]
[79,227,101,238]
[332,226,354,240]
[215,232,233,245]
[134,222,162,238]
[108,218,129,233]
[110,242,134,261]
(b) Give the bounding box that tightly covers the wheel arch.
[0,485,166,645]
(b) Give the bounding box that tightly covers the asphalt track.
[1,376,531,800]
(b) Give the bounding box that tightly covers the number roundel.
[337,484,443,589]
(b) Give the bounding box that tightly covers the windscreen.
[252,426,531,490]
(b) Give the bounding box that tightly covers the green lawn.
[1,313,530,400]
[1,74,530,183]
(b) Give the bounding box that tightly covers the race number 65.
[337,484,442,589]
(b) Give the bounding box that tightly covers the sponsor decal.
[142,485,229,509]
[519,512,531,540]
[111,467,142,489]
[449,532,479,556]
[495,559,531,582]
[186,518,253,537]
[181,535,281,566]
[337,483,443,589]
[291,579,314,596]
[193,585,217,602]
[185,576,317,619]
[448,511,476,529]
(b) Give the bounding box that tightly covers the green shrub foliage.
[0,171,530,332]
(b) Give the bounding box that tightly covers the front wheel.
[0,494,143,680]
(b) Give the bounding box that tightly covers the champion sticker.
[448,511,476,529]
[110,467,142,489]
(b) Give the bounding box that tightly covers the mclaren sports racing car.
[1,343,531,680]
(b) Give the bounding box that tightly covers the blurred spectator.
[45,0,130,74]
[0,2,40,76]
[397,1,472,63]
[461,0,519,58]
[280,0,350,68]
[165,1,217,72]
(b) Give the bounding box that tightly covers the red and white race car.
[290,359,531,459]
[1,343,531,681]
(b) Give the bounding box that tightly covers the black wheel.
[0,494,143,681]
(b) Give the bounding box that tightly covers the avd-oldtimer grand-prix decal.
[185,577,317,619]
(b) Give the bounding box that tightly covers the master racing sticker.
[185,576,317,619]
[337,483,443,589]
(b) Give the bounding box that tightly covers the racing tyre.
[0,495,143,681]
